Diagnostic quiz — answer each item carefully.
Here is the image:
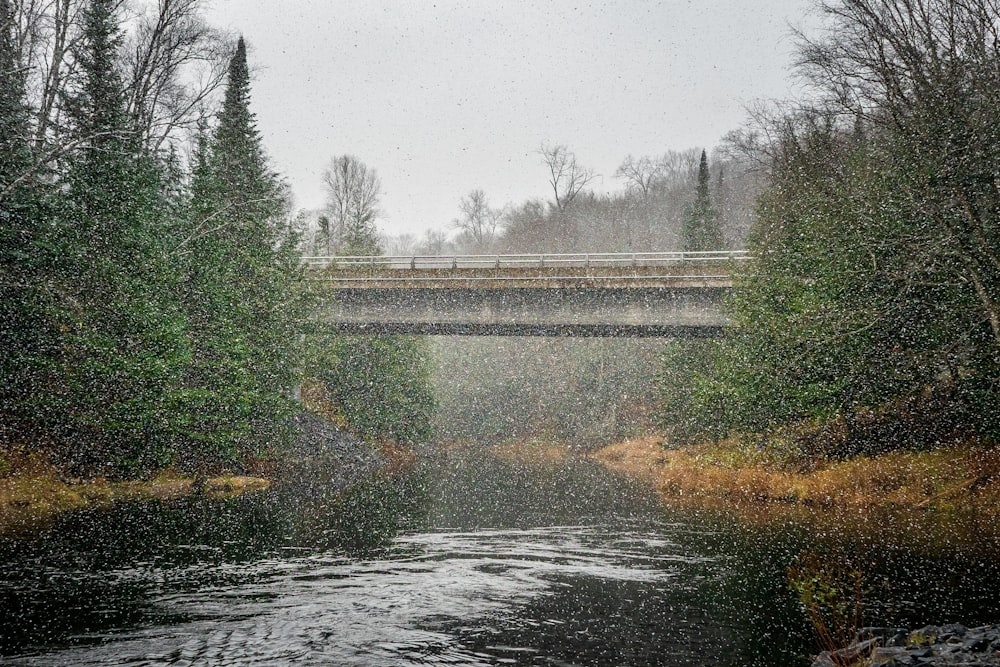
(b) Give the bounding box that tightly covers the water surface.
[2,452,998,666]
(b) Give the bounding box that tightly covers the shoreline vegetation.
[589,436,1000,550]
[0,450,272,537]
[0,411,417,537]
[7,430,1000,544]
[591,436,1000,512]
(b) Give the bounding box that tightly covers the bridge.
[302,251,747,337]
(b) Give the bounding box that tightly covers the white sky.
[204,0,813,237]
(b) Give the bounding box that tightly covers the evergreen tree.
[0,0,51,442]
[50,0,190,475]
[179,36,301,466]
[681,150,723,251]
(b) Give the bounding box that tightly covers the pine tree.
[681,150,723,251]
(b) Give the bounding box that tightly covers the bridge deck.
[303,252,745,337]
[304,251,745,288]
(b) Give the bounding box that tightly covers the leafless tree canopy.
[539,143,596,212]
[453,188,502,251]
[615,155,660,198]
[123,0,230,152]
[793,0,1000,347]
[798,0,1000,121]
[322,154,382,254]
[11,0,229,153]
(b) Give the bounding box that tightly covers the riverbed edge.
[0,465,273,536]
[0,410,407,537]
[811,624,1000,666]
[588,436,1000,520]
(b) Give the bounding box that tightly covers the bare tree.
[615,155,661,198]
[539,142,596,212]
[9,0,227,159]
[122,0,230,152]
[13,0,86,149]
[382,232,418,256]
[322,154,382,255]
[453,188,502,251]
[414,228,452,255]
[655,148,701,189]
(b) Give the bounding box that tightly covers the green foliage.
[658,339,736,445]
[788,551,865,662]
[0,13,303,478]
[662,114,1000,452]
[681,150,723,251]
[172,35,304,469]
[310,336,435,444]
[31,0,196,476]
[660,1,1000,452]
[0,0,54,442]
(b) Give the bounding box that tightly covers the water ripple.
[6,524,710,666]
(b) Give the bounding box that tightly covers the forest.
[660,0,1000,457]
[0,0,306,477]
[3,0,1000,486]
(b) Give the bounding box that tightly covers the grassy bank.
[591,437,1000,511]
[0,450,271,537]
[590,436,1000,549]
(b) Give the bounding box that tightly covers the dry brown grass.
[300,379,349,428]
[0,450,271,535]
[378,441,419,476]
[590,436,1000,514]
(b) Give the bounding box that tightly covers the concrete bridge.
[302,251,747,337]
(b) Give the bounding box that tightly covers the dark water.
[2,453,999,666]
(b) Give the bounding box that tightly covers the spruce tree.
[180,36,300,466]
[681,150,723,251]
[53,0,189,475]
[0,0,50,441]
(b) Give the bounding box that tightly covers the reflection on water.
[1,452,999,666]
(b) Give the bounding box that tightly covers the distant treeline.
[431,338,661,449]
[304,146,758,258]
[661,0,1000,455]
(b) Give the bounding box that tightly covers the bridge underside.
[308,286,729,338]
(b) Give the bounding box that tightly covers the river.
[2,451,999,666]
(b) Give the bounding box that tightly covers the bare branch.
[538,142,596,212]
[321,154,382,254]
[614,155,661,198]
[453,188,502,250]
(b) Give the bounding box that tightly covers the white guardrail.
[302,250,749,271]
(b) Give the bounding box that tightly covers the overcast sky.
[204,0,814,238]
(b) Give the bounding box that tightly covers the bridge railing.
[301,250,749,271]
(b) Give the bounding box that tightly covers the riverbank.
[812,625,1000,666]
[591,436,1000,512]
[589,436,1000,552]
[0,411,396,537]
[0,452,272,536]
